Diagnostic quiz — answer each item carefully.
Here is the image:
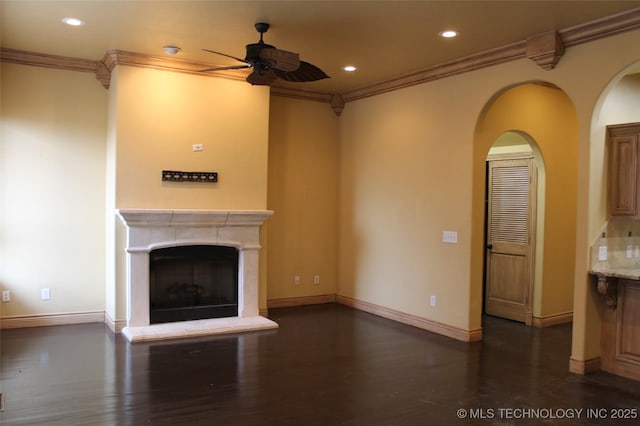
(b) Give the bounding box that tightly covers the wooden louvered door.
[485,156,536,323]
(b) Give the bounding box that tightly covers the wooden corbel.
[330,93,345,117]
[95,60,111,89]
[596,275,618,310]
[526,30,565,70]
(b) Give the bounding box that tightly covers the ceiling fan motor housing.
[245,42,276,71]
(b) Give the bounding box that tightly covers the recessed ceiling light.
[163,46,182,55]
[343,65,357,72]
[62,17,84,26]
[440,30,458,39]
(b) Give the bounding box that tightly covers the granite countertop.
[589,266,640,281]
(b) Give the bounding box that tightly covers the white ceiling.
[2,1,640,93]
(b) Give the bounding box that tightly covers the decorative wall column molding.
[526,31,565,70]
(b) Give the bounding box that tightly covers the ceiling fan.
[201,22,329,86]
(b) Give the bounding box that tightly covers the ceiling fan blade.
[202,48,248,64]
[200,64,252,72]
[259,48,300,72]
[274,61,330,82]
[246,70,278,86]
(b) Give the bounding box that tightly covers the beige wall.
[338,75,480,330]
[2,26,640,370]
[0,63,107,318]
[338,28,640,351]
[267,96,339,300]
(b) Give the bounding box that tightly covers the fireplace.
[116,209,278,342]
[149,245,239,324]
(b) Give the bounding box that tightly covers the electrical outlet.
[598,246,607,261]
[294,275,301,285]
[2,291,10,302]
[41,288,51,300]
[627,245,634,258]
[430,295,437,307]
[313,275,320,285]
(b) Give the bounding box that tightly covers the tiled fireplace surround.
[116,209,278,342]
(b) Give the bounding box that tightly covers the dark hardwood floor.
[1,303,640,425]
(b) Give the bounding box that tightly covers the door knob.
[487,243,493,250]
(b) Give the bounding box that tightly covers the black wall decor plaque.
[162,170,218,183]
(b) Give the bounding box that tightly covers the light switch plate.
[442,231,458,244]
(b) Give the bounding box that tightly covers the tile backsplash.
[591,217,640,270]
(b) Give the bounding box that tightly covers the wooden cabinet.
[608,123,640,217]
[600,278,640,381]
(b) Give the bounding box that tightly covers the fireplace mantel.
[116,209,277,342]
[117,209,274,228]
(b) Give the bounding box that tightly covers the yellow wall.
[0,63,107,318]
[106,66,271,324]
[476,83,577,320]
[112,66,270,210]
[267,96,339,300]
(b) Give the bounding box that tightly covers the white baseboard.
[1,311,105,329]
[336,295,482,342]
[104,311,127,333]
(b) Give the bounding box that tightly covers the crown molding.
[560,7,640,47]
[0,47,97,73]
[342,40,528,103]
[342,7,640,102]
[268,88,345,116]
[98,49,248,89]
[1,7,639,109]
[269,86,332,103]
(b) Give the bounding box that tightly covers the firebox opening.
[149,245,239,324]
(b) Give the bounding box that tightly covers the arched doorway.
[471,82,578,329]
[571,61,640,375]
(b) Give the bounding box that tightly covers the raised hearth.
[116,209,277,342]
